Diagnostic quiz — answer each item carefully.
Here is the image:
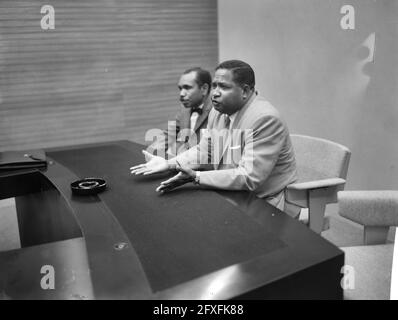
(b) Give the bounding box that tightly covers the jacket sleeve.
[170,110,216,170]
[171,128,213,170]
[147,110,182,157]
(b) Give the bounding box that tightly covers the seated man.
[148,67,212,158]
[132,60,298,210]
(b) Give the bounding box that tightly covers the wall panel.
[0,0,218,150]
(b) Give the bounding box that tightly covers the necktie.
[217,115,231,167]
[191,107,203,115]
[224,115,231,130]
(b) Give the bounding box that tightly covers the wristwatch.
[193,171,200,185]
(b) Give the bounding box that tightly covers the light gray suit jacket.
[175,93,298,198]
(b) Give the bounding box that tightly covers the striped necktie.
[224,115,231,130]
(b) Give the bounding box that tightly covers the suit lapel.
[180,107,191,130]
[230,93,257,131]
[217,94,258,167]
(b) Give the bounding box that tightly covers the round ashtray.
[71,178,107,196]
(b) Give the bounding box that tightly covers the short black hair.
[215,60,255,89]
[183,67,212,94]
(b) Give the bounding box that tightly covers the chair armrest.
[338,190,398,226]
[287,178,346,191]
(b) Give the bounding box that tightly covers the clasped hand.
[130,150,196,193]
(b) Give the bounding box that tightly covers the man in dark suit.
[148,67,212,158]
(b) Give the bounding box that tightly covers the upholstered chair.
[285,134,351,233]
[337,190,398,299]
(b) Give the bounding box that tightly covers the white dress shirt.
[190,103,204,130]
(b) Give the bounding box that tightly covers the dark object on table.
[71,177,107,196]
[0,149,47,170]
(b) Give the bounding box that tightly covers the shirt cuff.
[194,171,200,185]
[167,158,177,170]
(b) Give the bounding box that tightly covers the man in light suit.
[148,67,212,158]
[132,60,297,210]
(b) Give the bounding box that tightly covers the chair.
[338,190,398,245]
[337,190,398,299]
[341,243,394,299]
[285,134,351,233]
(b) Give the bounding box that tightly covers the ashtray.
[71,177,107,196]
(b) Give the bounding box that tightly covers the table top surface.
[0,140,343,299]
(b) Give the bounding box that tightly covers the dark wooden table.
[0,141,344,299]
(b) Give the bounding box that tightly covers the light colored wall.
[219,0,398,190]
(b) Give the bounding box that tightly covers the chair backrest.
[290,134,351,183]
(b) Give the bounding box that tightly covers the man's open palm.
[130,150,169,175]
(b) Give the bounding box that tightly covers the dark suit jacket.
[148,95,212,158]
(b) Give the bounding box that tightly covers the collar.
[191,103,204,114]
[227,91,257,127]
[228,112,238,128]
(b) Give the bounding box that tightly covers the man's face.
[211,69,245,115]
[178,72,206,109]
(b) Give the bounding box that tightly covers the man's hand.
[156,161,196,193]
[130,150,169,175]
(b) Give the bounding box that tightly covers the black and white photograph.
[0,0,397,304]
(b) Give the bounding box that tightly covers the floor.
[0,198,20,251]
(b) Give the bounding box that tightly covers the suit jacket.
[148,95,212,158]
[175,93,298,198]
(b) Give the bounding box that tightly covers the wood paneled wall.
[0,0,218,151]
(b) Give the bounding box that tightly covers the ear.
[241,84,251,100]
[201,83,209,96]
